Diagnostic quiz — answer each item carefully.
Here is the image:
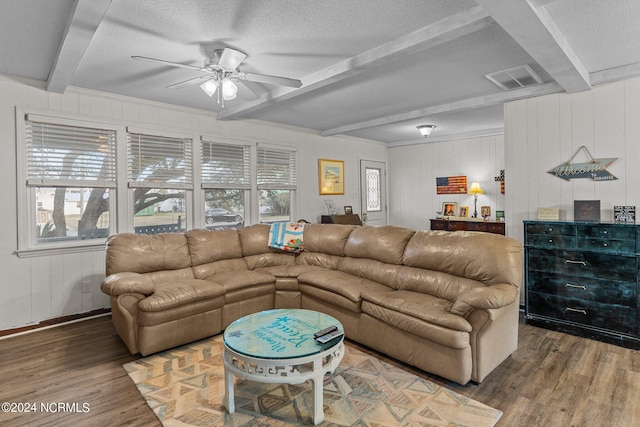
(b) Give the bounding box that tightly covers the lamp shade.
[200,80,217,97]
[468,182,483,195]
[221,79,238,100]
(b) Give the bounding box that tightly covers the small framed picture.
[324,199,337,215]
[344,206,353,214]
[442,202,458,217]
[459,206,469,217]
[481,206,491,218]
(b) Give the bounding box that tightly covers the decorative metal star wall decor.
[547,146,618,181]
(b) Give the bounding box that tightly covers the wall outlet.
[81,279,92,293]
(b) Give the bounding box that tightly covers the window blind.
[257,145,297,189]
[201,140,250,189]
[127,132,193,189]
[25,119,116,187]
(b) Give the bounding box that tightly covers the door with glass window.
[360,160,387,226]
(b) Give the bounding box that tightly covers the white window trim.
[15,108,123,257]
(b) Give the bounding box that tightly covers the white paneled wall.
[0,76,386,331]
[387,135,505,232]
[505,77,640,247]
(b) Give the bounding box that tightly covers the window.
[24,116,116,245]
[201,139,250,229]
[127,130,192,234]
[365,167,382,212]
[257,144,297,223]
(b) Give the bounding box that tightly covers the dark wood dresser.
[524,220,640,349]
[430,218,505,235]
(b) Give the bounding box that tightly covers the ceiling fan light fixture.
[200,80,217,97]
[222,79,238,100]
[417,124,436,137]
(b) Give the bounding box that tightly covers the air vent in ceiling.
[485,65,543,91]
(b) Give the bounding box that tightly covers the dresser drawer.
[577,237,635,254]
[577,224,635,240]
[527,249,637,282]
[526,271,636,307]
[528,292,637,335]
[527,234,575,249]
[526,222,575,237]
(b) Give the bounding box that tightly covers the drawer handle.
[565,307,587,315]
[565,260,587,266]
[548,239,554,243]
[565,283,587,290]
[603,243,608,247]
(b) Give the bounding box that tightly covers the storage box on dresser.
[524,220,640,349]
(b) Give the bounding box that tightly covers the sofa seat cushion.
[255,264,326,278]
[298,270,391,313]
[361,290,471,349]
[138,279,225,313]
[205,270,275,303]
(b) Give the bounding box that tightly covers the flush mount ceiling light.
[417,125,436,137]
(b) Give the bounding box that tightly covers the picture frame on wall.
[442,202,458,217]
[318,159,345,195]
[459,206,469,217]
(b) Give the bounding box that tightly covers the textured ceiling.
[1,0,639,144]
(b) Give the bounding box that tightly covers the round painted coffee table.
[222,309,345,425]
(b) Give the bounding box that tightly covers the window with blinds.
[127,131,192,233]
[257,145,297,189]
[201,140,250,189]
[201,139,249,229]
[26,119,116,187]
[257,145,296,223]
[127,132,193,189]
[24,117,117,243]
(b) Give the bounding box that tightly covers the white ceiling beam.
[217,5,492,120]
[590,62,640,86]
[475,0,590,93]
[47,0,112,93]
[386,127,505,147]
[321,81,562,136]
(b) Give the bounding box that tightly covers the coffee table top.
[223,309,344,359]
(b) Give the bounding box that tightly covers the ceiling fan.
[132,47,303,107]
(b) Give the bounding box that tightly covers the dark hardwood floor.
[0,313,639,426]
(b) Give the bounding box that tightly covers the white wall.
[387,134,505,232]
[505,77,640,246]
[0,75,386,331]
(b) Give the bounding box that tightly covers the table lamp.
[468,182,483,218]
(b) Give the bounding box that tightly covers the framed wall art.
[318,159,344,195]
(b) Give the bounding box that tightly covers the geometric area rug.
[124,335,502,426]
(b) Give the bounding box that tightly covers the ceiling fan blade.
[238,72,302,88]
[234,80,260,100]
[132,55,205,72]
[166,75,210,89]
[218,48,247,70]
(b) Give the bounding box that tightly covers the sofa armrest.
[450,284,519,317]
[101,272,155,297]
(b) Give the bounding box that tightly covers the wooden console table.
[430,218,505,235]
[321,214,362,225]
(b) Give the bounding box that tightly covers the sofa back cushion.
[238,224,272,256]
[105,233,192,276]
[403,230,523,287]
[186,228,243,266]
[344,225,415,265]
[303,224,357,256]
[397,266,482,300]
[338,257,402,289]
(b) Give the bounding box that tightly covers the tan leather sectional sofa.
[101,223,522,385]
